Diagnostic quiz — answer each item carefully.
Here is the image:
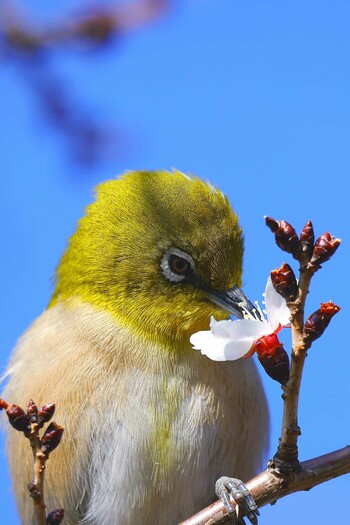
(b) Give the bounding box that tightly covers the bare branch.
[181,219,344,524]
[179,446,350,525]
[1,398,64,525]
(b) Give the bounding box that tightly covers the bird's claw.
[215,476,259,525]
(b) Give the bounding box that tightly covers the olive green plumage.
[50,170,244,347]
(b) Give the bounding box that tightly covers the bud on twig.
[300,220,315,260]
[27,400,38,424]
[46,508,64,524]
[310,233,341,267]
[304,302,341,343]
[270,263,298,302]
[265,217,301,258]
[38,403,56,428]
[41,422,64,454]
[253,333,290,384]
[5,404,30,432]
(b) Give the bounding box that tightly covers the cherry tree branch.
[272,250,314,469]
[0,399,64,525]
[179,446,350,525]
[180,218,344,525]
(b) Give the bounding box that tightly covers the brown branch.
[272,260,314,470]
[273,228,340,470]
[27,421,49,525]
[179,446,350,525]
[1,399,64,525]
[181,220,343,525]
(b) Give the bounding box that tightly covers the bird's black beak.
[207,285,263,321]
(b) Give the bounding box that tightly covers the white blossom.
[190,276,290,361]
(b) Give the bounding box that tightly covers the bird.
[3,170,269,525]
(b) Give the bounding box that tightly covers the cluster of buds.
[265,217,341,268]
[0,398,65,523]
[251,334,290,385]
[257,217,341,386]
[27,399,56,429]
[304,302,341,344]
[0,399,63,454]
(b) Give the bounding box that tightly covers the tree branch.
[179,446,350,525]
[180,219,344,525]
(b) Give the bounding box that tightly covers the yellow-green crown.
[50,170,244,346]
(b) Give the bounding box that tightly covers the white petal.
[221,338,257,360]
[190,317,269,362]
[211,317,270,339]
[190,330,230,361]
[265,276,290,329]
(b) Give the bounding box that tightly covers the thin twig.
[273,260,314,470]
[1,399,64,524]
[180,220,344,525]
[26,422,48,525]
[179,446,350,525]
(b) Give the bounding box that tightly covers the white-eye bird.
[3,170,269,525]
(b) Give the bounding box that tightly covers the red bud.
[300,220,315,260]
[310,232,341,267]
[270,263,298,302]
[6,404,30,432]
[252,333,290,384]
[304,301,341,343]
[265,217,301,258]
[38,403,56,428]
[46,509,64,524]
[27,400,38,423]
[41,422,64,454]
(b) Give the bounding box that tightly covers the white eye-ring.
[160,248,195,283]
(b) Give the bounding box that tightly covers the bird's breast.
[4,299,269,524]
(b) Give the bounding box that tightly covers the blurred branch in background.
[0,0,171,168]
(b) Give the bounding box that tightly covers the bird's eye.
[169,255,190,275]
[161,248,195,283]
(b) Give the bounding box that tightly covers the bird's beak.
[207,285,263,321]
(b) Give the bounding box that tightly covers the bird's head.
[50,170,256,348]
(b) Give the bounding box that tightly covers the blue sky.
[1,1,349,523]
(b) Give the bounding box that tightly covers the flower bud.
[265,217,301,258]
[38,403,56,428]
[310,232,341,267]
[304,302,340,343]
[300,220,315,260]
[27,400,38,423]
[253,333,290,384]
[270,263,298,302]
[5,404,30,432]
[46,509,64,524]
[41,422,64,454]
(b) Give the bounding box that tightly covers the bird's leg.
[215,476,259,525]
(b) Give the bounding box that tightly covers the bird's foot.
[215,476,259,525]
